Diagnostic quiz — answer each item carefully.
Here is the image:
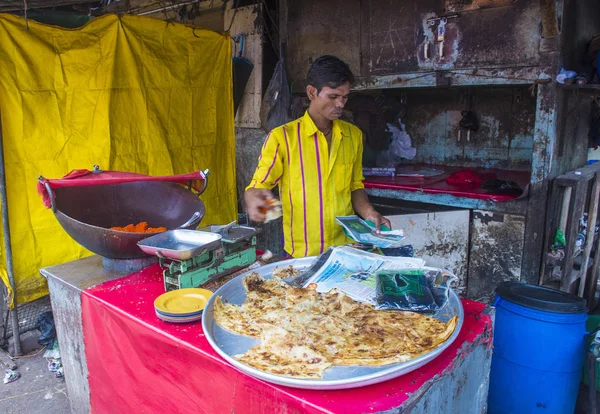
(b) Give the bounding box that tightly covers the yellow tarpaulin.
[0,14,237,305]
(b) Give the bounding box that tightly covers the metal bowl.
[51,181,206,259]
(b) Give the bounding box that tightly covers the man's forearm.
[351,189,392,231]
[351,189,376,218]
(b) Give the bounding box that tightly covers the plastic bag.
[425,268,458,308]
[36,311,56,346]
[375,269,438,312]
[260,57,292,132]
[375,119,416,167]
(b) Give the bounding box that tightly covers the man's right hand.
[244,188,276,222]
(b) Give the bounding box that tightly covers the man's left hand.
[363,210,392,233]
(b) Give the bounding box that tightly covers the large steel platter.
[202,257,464,390]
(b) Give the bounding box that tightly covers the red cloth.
[364,164,529,202]
[81,264,492,413]
[445,169,486,189]
[37,169,206,208]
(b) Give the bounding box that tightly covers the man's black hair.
[307,55,354,93]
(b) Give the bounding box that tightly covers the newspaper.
[336,215,405,248]
[294,246,425,304]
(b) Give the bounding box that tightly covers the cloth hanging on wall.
[0,14,236,304]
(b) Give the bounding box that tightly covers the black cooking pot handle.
[44,182,57,213]
[191,169,210,197]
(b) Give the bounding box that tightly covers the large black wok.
[46,180,207,259]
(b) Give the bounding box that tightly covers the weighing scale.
[138,224,259,292]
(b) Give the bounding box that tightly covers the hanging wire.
[259,0,279,36]
[226,0,239,32]
[255,0,280,58]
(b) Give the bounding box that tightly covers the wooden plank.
[587,221,600,308]
[579,173,600,297]
[539,180,560,286]
[560,179,587,292]
[587,172,600,306]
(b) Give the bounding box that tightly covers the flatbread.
[271,265,301,279]
[215,272,458,379]
[235,326,332,379]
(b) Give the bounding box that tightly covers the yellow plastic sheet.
[0,14,236,305]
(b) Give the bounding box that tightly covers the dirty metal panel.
[366,0,540,75]
[286,0,542,84]
[286,0,362,84]
[366,187,528,215]
[462,87,535,170]
[352,67,546,91]
[444,0,514,13]
[398,88,463,165]
[467,210,525,300]
[366,0,439,75]
[531,84,556,183]
[46,277,90,414]
[388,210,470,295]
[393,86,535,169]
[452,3,541,68]
[409,335,493,413]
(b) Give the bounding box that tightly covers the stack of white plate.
[154,288,213,324]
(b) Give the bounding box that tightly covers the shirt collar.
[302,110,347,138]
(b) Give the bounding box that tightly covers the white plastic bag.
[376,119,416,167]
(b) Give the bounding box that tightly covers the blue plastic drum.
[488,282,587,414]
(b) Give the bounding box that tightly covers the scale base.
[163,236,257,291]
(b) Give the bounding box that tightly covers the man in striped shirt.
[245,55,391,258]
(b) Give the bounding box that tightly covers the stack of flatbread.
[214,270,458,379]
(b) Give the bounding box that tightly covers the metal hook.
[234,34,245,58]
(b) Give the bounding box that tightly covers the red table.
[364,164,530,202]
[80,264,493,414]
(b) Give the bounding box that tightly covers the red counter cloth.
[37,170,205,208]
[364,164,530,202]
[81,264,492,414]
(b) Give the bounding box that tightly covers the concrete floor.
[0,330,71,414]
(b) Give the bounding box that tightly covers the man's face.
[307,82,350,121]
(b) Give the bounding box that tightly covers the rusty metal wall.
[387,210,470,295]
[467,210,525,300]
[286,0,543,85]
[386,85,536,169]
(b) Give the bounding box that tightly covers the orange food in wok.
[110,221,167,233]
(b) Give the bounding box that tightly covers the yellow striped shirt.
[247,111,365,257]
